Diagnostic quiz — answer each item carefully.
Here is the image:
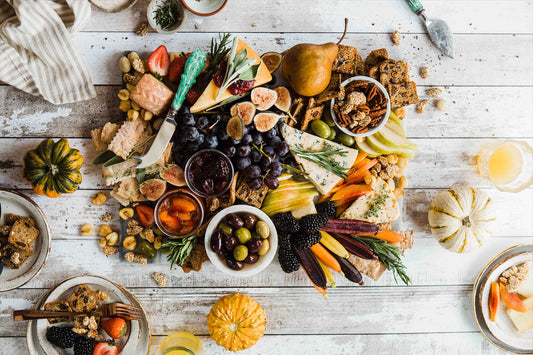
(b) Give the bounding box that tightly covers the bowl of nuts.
[204,205,278,277]
[331,76,390,137]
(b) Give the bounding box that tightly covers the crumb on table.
[392,30,401,46]
[416,99,429,113]
[419,66,429,79]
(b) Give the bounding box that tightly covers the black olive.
[247,239,263,254]
[224,235,238,251]
[243,253,259,264]
[225,213,244,229]
[226,258,245,270]
[210,229,224,253]
[243,213,258,229]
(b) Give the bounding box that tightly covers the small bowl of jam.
[184,149,234,198]
[154,189,204,238]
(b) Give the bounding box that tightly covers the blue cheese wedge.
[340,177,400,223]
[280,124,358,194]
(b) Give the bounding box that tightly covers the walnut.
[72,328,88,335]
[378,156,389,167]
[125,252,135,262]
[426,88,442,98]
[391,30,401,46]
[136,22,149,36]
[416,99,429,114]
[127,224,143,236]
[500,263,529,293]
[379,170,391,180]
[87,330,99,338]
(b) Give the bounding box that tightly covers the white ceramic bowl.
[204,205,278,277]
[330,76,391,138]
[147,0,186,34]
[180,0,227,16]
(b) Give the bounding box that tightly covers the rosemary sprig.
[153,0,180,30]
[353,236,410,285]
[291,145,348,178]
[196,33,232,90]
[161,234,197,269]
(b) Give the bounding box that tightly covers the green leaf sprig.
[196,33,232,91]
[353,236,410,285]
[291,145,349,178]
[215,38,260,100]
[161,234,197,269]
[154,0,181,30]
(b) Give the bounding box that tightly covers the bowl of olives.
[204,205,278,277]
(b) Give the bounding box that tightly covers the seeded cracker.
[181,242,208,273]
[332,45,358,75]
[355,53,366,75]
[301,105,324,131]
[236,177,269,208]
[387,81,419,108]
[379,60,410,86]
[365,48,388,71]
[315,73,343,103]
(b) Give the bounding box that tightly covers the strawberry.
[168,55,186,83]
[101,317,127,339]
[148,45,170,77]
[93,341,118,355]
[186,88,200,105]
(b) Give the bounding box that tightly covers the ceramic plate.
[0,189,51,291]
[26,275,151,355]
[473,244,533,353]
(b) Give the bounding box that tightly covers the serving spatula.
[133,50,207,169]
[405,0,455,58]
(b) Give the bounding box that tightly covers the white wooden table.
[1,0,532,353]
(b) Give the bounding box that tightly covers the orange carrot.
[331,184,372,201]
[318,179,346,203]
[348,153,368,175]
[371,230,405,243]
[345,158,378,184]
[310,243,343,275]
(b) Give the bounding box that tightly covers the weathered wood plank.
[14,236,531,290]
[0,332,507,354]
[73,32,533,86]
[2,86,531,138]
[85,0,533,35]
[2,138,533,190]
[0,285,482,337]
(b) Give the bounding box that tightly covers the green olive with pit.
[322,108,336,127]
[337,132,355,147]
[139,240,157,260]
[255,221,270,239]
[311,120,331,139]
[258,239,270,256]
[219,222,233,236]
[233,245,249,261]
[235,227,252,244]
[328,128,337,140]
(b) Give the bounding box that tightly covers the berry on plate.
[93,341,118,355]
[101,317,127,339]
[148,45,170,77]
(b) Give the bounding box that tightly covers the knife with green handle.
[134,50,207,169]
[405,0,455,58]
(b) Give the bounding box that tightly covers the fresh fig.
[253,112,281,132]
[139,178,166,201]
[160,164,186,186]
[251,87,278,111]
[226,115,244,140]
[273,86,291,112]
[230,101,256,125]
[261,52,283,74]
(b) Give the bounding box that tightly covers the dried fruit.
[117,89,129,101]
[80,223,93,236]
[99,237,107,248]
[105,232,119,246]
[160,164,186,186]
[251,87,278,111]
[139,178,167,201]
[119,207,134,220]
[98,225,112,237]
[230,101,256,125]
[253,112,280,132]
[123,236,137,250]
[273,86,291,112]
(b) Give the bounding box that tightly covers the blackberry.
[74,336,95,355]
[291,231,321,251]
[272,212,300,234]
[315,201,336,218]
[279,234,291,249]
[299,213,329,232]
[46,326,75,349]
[278,245,300,273]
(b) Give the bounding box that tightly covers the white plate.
[473,244,533,353]
[0,189,51,291]
[26,275,151,355]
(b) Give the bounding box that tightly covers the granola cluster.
[500,263,529,293]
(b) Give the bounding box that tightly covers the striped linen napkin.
[0,0,96,104]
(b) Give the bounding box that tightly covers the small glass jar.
[154,189,204,238]
[184,149,234,198]
[158,331,203,355]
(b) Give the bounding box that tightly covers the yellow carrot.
[317,258,336,288]
[319,231,349,258]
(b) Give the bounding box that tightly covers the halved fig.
[251,87,278,111]
[261,52,283,74]
[160,164,186,186]
[139,178,167,201]
[274,86,291,112]
[253,112,281,132]
[230,101,256,125]
[226,115,245,140]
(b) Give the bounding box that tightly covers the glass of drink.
[476,139,533,192]
[158,331,203,355]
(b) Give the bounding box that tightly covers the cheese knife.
[405,0,455,58]
[133,50,207,169]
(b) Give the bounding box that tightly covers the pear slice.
[374,126,418,150]
[356,139,381,157]
[366,135,416,159]
[385,120,406,139]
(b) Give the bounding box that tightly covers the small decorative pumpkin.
[428,187,496,253]
[22,138,83,198]
[207,293,266,352]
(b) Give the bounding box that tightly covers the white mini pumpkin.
[428,187,496,253]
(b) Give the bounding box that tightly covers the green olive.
[322,107,336,127]
[311,120,331,139]
[255,221,270,239]
[328,128,337,141]
[219,222,233,236]
[233,245,249,261]
[337,132,355,147]
[258,239,270,256]
[139,240,157,260]
[235,227,252,244]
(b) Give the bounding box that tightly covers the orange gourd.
[207,293,266,352]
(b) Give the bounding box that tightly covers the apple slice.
[374,125,418,150]
[500,283,529,312]
[366,135,416,159]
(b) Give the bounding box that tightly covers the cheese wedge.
[191,39,272,113]
[506,297,533,333]
[280,123,358,195]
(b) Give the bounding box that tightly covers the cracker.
[0,226,11,238]
[387,81,419,108]
[301,105,324,131]
[4,213,35,226]
[289,97,305,127]
[235,178,269,208]
[365,48,388,70]
[67,284,100,312]
[379,60,410,86]
[8,219,39,251]
[44,301,73,324]
[332,45,358,74]
[0,243,34,269]
[315,73,343,103]
[181,242,208,273]
[368,66,380,81]
[355,53,366,75]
